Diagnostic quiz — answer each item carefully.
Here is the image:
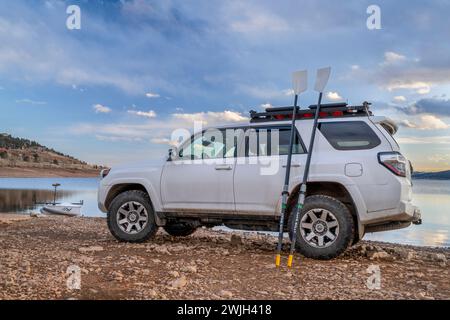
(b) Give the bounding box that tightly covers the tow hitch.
[412,208,422,225]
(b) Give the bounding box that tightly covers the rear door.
[318,119,400,212]
[233,125,307,216]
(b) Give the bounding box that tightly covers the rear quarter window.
[319,121,381,150]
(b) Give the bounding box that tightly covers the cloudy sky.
[1,0,450,170]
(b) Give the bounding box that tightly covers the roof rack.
[249,101,372,123]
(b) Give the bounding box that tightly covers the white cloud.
[71,110,249,143]
[427,154,450,165]
[326,91,343,101]
[15,98,46,105]
[387,81,431,95]
[383,51,407,65]
[95,134,143,142]
[282,89,295,96]
[93,104,111,114]
[417,87,431,95]
[238,84,292,99]
[172,110,248,125]
[399,115,449,130]
[399,119,416,128]
[417,114,448,129]
[230,9,289,34]
[393,95,407,103]
[351,65,360,70]
[0,5,168,95]
[260,103,272,110]
[397,135,450,144]
[145,92,160,98]
[127,109,157,118]
[150,137,178,146]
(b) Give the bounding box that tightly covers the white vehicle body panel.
[98,114,420,239]
[161,157,236,212]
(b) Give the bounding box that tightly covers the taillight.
[378,152,407,177]
[100,168,110,178]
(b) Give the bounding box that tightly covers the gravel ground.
[0,214,448,300]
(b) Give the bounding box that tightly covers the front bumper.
[97,183,110,213]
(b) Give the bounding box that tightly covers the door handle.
[215,165,233,170]
[283,164,301,168]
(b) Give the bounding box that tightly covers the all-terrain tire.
[163,224,198,237]
[107,190,158,243]
[288,195,354,260]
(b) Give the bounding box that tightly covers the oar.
[275,70,307,267]
[287,67,331,268]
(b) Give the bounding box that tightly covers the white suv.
[98,102,421,259]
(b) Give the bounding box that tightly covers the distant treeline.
[412,170,450,180]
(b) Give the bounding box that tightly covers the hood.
[110,158,166,172]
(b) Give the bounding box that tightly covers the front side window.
[319,121,381,150]
[178,129,237,160]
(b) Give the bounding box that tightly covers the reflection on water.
[0,189,76,212]
[0,178,99,217]
[0,178,448,247]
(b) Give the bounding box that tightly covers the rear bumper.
[361,200,421,227]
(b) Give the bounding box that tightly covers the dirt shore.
[0,214,448,300]
[0,167,100,178]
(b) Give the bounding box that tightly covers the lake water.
[0,177,448,247]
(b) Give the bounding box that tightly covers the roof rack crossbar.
[249,101,372,123]
[308,102,347,109]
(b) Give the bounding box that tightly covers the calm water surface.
[0,178,448,247]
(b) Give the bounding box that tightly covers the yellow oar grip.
[287,255,294,267]
[275,254,281,267]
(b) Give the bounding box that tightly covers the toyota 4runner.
[98,102,422,260]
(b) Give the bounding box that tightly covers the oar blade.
[314,67,331,92]
[292,70,308,95]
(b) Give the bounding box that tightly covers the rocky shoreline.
[0,214,448,300]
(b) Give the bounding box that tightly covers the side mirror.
[167,147,178,161]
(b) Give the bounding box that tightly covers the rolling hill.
[0,133,101,177]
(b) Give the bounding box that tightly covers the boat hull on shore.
[40,204,82,217]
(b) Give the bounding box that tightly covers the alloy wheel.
[116,201,149,234]
[299,208,339,248]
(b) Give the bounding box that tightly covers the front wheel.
[107,190,158,242]
[288,195,354,260]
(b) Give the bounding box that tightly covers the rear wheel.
[163,223,197,237]
[107,190,158,242]
[288,195,354,260]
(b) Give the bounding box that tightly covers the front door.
[161,129,238,213]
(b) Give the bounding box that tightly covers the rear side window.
[245,127,305,156]
[319,121,381,150]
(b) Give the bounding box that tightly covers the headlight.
[100,168,110,178]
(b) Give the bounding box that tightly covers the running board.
[365,221,411,233]
[157,211,277,221]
